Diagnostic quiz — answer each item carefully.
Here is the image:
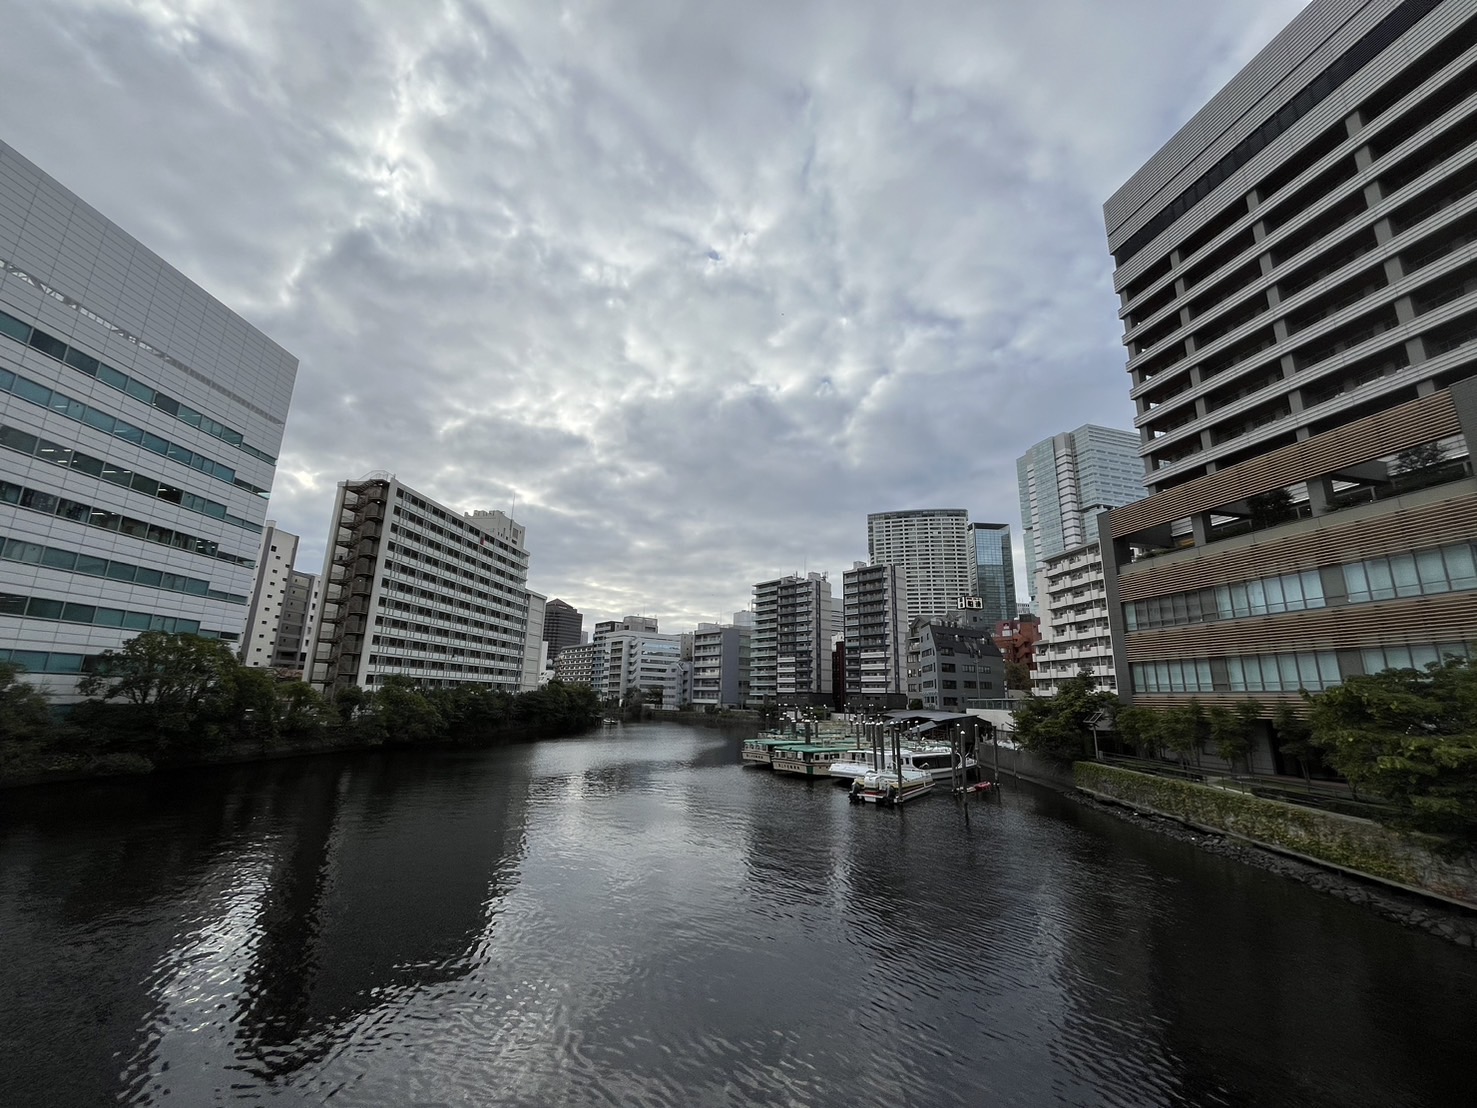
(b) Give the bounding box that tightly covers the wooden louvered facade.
[1116,481,1477,601]
[1107,390,1461,539]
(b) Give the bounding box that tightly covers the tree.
[1158,699,1208,770]
[0,662,54,746]
[1114,705,1164,758]
[1272,703,1317,786]
[1208,700,1262,771]
[77,632,240,751]
[1391,441,1447,484]
[368,676,443,745]
[1247,488,1296,528]
[1004,660,1032,693]
[1305,656,1477,839]
[1012,671,1118,765]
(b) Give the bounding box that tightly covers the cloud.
[0,0,1308,629]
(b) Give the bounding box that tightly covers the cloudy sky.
[0,0,1306,630]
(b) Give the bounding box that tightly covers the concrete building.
[1017,426,1143,601]
[521,590,546,691]
[603,630,685,709]
[590,615,660,700]
[994,616,1042,689]
[0,141,297,698]
[691,621,750,709]
[866,508,977,623]
[241,522,319,676]
[842,561,908,710]
[554,641,597,688]
[1102,0,1477,771]
[542,598,583,657]
[1032,541,1117,695]
[751,572,834,706]
[969,521,1019,624]
[906,621,1004,712]
[306,476,532,693]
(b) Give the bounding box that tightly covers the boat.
[826,744,977,784]
[849,767,935,806]
[741,736,810,766]
[771,743,856,777]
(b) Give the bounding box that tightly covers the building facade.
[0,141,297,698]
[1102,0,1477,770]
[542,598,583,657]
[906,621,1003,712]
[1032,541,1117,695]
[306,476,532,693]
[866,508,977,622]
[751,572,834,706]
[969,521,1019,624]
[691,621,750,709]
[553,641,597,688]
[590,615,660,700]
[241,522,319,676]
[1017,426,1143,601]
[521,590,546,691]
[841,561,908,709]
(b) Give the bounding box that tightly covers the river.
[1,722,1473,1106]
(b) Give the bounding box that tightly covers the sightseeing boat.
[741,736,808,766]
[771,743,856,778]
[827,744,977,784]
[849,767,935,806]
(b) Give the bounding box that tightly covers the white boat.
[850,767,935,805]
[827,744,976,784]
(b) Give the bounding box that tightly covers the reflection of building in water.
[235,752,530,1070]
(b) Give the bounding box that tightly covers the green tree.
[1004,660,1032,692]
[1114,705,1164,758]
[1012,671,1118,765]
[0,661,54,746]
[277,681,333,741]
[368,676,444,745]
[1208,700,1262,770]
[77,632,240,753]
[1272,703,1317,786]
[1159,699,1208,770]
[1305,657,1477,839]
[1247,488,1296,528]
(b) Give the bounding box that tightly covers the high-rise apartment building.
[969,522,1019,623]
[242,522,319,675]
[866,509,976,622]
[750,572,834,706]
[1017,426,1143,599]
[690,621,750,709]
[0,142,297,698]
[306,476,532,693]
[1032,541,1117,695]
[1102,0,1477,770]
[542,598,583,658]
[841,561,908,709]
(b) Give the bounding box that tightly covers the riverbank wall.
[1075,761,1477,911]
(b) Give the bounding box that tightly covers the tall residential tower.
[866,509,976,623]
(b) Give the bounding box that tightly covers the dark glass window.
[27,328,67,360]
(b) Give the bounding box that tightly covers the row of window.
[0,423,260,533]
[1131,644,1470,695]
[1115,0,1442,268]
[384,540,528,602]
[1126,570,1325,630]
[0,478,256,568]
[0,307,277,465]
[0,365,268,496]
[0,534,245,604]
[0,591,203,635]
[394,491,525,562]
[1126,541,1477,631]
[1362,641,1471,672]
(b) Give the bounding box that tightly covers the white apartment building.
[751,572,834,706]
[866,509,976,622]
[603,630,685,708]
[0,141,297,699]
[242,522,319,675]
[554,641,598,687]
[521,590,547,691]
[1032,541,1118,695]
[842,561,907,708]
[306,476,532,693]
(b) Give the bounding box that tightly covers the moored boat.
[849,767,935,806]
[741,736,809,766]
[771,744,856,777]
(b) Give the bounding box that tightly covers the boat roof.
[783,743,858,753]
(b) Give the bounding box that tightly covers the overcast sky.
[0,0,1307,630]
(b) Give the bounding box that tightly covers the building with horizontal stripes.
[1102,0,1477,771]
[867,508,977,623]
[0,141,297,699]
[242,522,320,676]
[306,475,533,694]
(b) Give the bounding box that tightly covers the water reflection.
[2,728,1474,1107]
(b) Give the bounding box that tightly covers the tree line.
[0,631,602,782]
[1013,658,1477,843]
